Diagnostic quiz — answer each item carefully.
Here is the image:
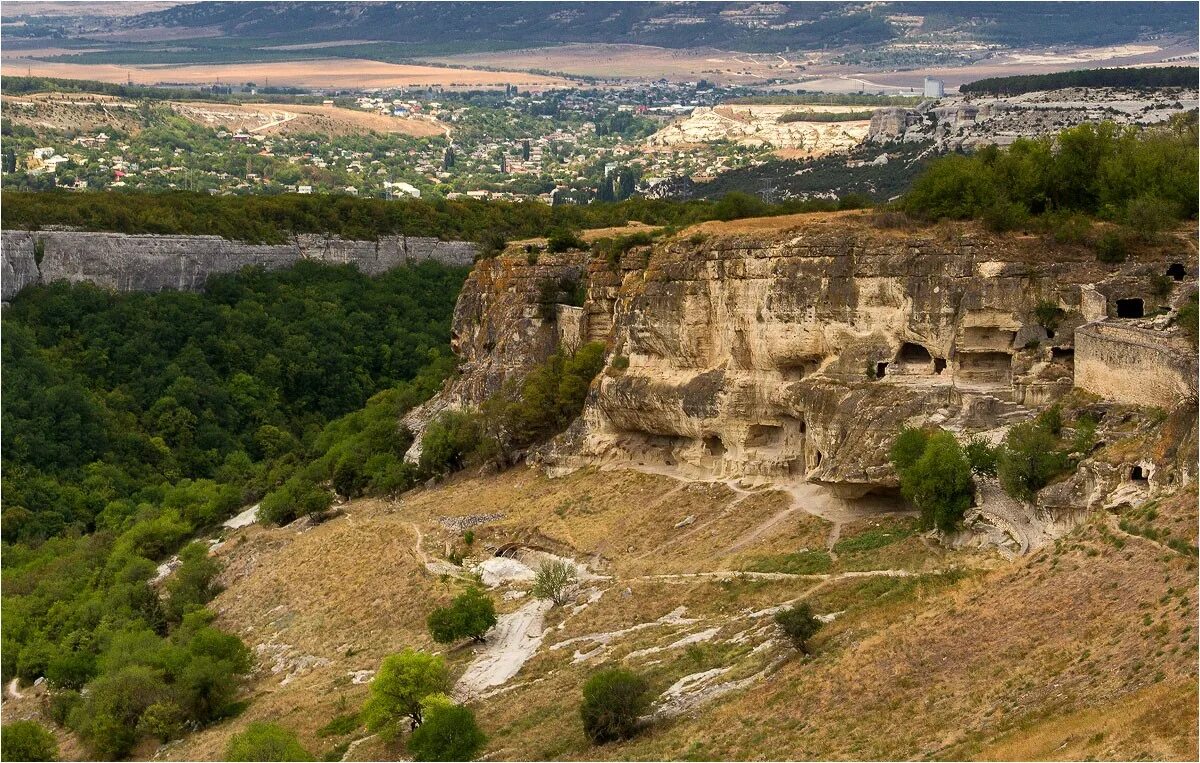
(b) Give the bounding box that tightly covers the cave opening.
[1130,465,1147,482]
[875,361,889,378]
[703,435,726,458]
[1167,263,1187,281]
[933,357,947,374]
[1050,347,1074,360]
[898,342,932,362]
[1116,298,1144,318]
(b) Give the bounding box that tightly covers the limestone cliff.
[1,230,476,301]
[418,212,1198,509]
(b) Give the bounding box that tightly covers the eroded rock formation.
[419,212,1198,506]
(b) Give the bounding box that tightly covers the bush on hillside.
[407,696,487,762]
[774,602,822,654]
[997,419,1069,501]
[1,720,59,762]
[427,587,497,644]
[226,723,313,762]
[579,668,651,744]
[362,650,450,739]
[531,559,578,606]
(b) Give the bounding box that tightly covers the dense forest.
[902,116,1198,232]
[960,66,1199,96]
[2,191,835,244]
[2,261,467,758]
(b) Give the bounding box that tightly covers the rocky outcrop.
[647,105,870,155]
[418,212,1198,500]
[400,250,590,458]
[1,230,476,300]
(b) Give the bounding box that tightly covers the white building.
[923,77,945,99]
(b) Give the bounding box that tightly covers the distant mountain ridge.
[121,1,1196,53]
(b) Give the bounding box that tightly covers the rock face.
[1,230,476,301]
[419,212,1198,499]
[400,250,590,459]
[647,105,871,156]
[867,87,1198,150]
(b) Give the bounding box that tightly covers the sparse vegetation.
[774,601,823,654]
[531,559,578,606]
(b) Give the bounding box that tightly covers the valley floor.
[109,466,1198,760]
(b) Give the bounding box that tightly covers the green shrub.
[418,411,489,476]
[476,231,507,259]
[580,668,651,744]
[1033,300,1066,331]
[407,696,487,762]
[890,429,975,532]
[531,559,577,606]
[226,723,313,762]
[1177,294,1199,347]
[888,427,931,474]
[165,542,222,622]
[997,420,1068,500]
[316,712,360,738]
[774,602,822,654]
[964,437,999,477]
[1123,194,1175,240]
[427,587,497,644]
[547,228,585,253]
[1095,230,1128,263]
[1,720,59,762]
[1048,212,1093,244]
[982,200,1029,232]
[362,650,450,739]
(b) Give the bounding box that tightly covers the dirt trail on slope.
[454,598,552,700]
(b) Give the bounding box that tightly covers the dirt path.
[409,522,465,577]
[4,678,23,701]
[454,598,553,700]
[249,110,297,133]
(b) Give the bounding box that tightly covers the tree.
[407,695,487,762]
[964,437,999,477]
[774,602,822,654]
[579,668,651,744]
[427,587,497,644]
[362,650,450,739]
[890,428,975,533]
[225,722,313,762]
[531,559,577,606]
[997,420,1068,500]
[165,542,222,622]
[1,721,59,762]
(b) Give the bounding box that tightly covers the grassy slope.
[141,463,1198,762]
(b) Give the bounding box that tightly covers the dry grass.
[145,462,1194,762]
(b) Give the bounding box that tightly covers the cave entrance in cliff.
[703,435,726,458]
[1167,263,1187,281]
[1116,298,1144,318]
[933,357,947,374]
[1051,347,1074,360]
[895,342,935,374]
[875,362,889,379]
[1130,465,1147,482]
